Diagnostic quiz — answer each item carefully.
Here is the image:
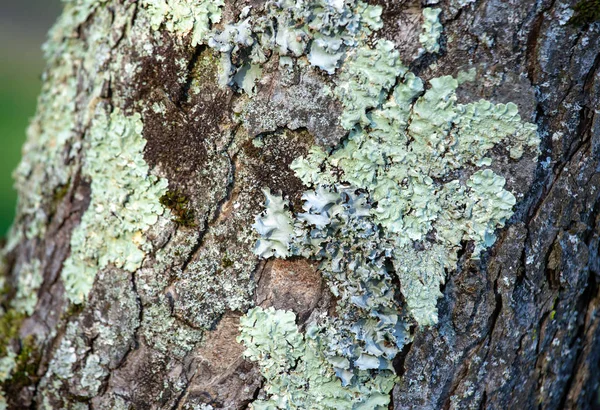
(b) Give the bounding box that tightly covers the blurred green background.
[0,0,62,237]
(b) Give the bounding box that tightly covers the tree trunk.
[1,0,599,409]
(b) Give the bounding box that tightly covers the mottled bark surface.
[1,0,599,409]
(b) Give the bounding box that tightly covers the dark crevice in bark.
[178,135,237,277]
[479,389,487,410]
[525,12,545,82]
[392,340,413,377]
[244,377,265,410]
[515,231,530,286]
[177,44,206,107]
[557,273,598,409]
[111,267,145,375]
[442,361,471,410]
[170,369,196,410]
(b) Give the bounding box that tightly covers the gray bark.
[1,0,600,409]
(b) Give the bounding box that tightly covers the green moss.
[221,255,234,268]
[5,336,40,388]
[568,0,600,25]
[52,182,70,204]
[0,310,25,358]
[160,190,196,227]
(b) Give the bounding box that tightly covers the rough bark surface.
[0,0,599,409]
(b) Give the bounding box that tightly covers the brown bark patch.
[256,258,323,322]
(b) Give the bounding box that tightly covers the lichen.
[277,69,538,331]
[201,1,543,407]
[238,307,396,409]
[419,8,443,55]
[0,350,16,383]
[253,188,294,259]
[172,232,256,330]
[334,40,406,129]
[207,0,383,88]
[11,260,42,315]
[143,0,224,46]
[9,0,109,244]
[61,109,168,303]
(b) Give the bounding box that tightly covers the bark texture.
[1,0,599,409]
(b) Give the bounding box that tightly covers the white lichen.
[253,188,294,259]
[61,109,168,303]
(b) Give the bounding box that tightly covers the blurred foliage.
[0,1,62,237]
[0,59,42,237]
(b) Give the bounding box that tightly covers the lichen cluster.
[257,68,539,332]
[207,0,383,89]
[0,0,542,406]
[143,0,224,46]
[242,2,539,407]
[239,306,396,409]
[61,109,168,303]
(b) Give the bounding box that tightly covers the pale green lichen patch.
[334,40,406,129]
[282,71,539,329]
[239,307,396,410]
[9,0,111,243]
[0,349,16,383]
[419,8,443,55]
[61,109,168,303]
[12,58,78,241]
[143,0,224,46]
[11,259,42,316]
[247,18,539,396]
[254,186,410,376]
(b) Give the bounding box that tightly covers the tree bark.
[1,0,599,409]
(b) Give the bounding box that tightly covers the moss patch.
[3,336,41,392]
[568,0,600,25]
[0,310,25,358]
[160,190,196,227]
